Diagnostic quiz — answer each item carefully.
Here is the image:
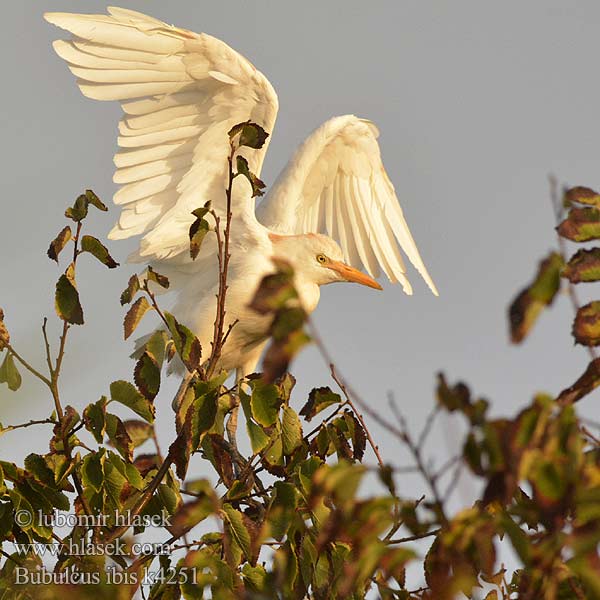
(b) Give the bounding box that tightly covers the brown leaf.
[508,252,563,343]
[556,358,600,405]
[562,248,600,283]
[564,186,600,207]
[557,206,600,242]
[123,296,153,340]
[47,226,72,262]
[0,308,9,351]
[120,275,141,306]
[573,301,600,346]
[147,266,170,289]
[205,433,235,487]
[248,259,297,314]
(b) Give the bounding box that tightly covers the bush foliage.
[1,127,600,599]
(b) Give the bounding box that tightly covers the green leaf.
[281,405,302,455]
[573,301,600,346]
[145,330,169,367]
[47,226,72,262]
[120,274,141,305]
[164,312,202,372]
[557,206,600,242]
[105,413,133,462]
[189,204,212,260]
[24,454,55,487]
[80,235,119,269]
[134,350,161,400]
[300,387,342,421]
[83,397,107,443]
[65,194,88,222]
[55,265,84,325]
[122,420,153,448]
[124,296,153,340]
[508,252,563,343]
[250,380,281,427]
[81,452,104,493]
[110,380,155,423]
[242,564,268,593]
[85,189,108,212]
[221,505,252,561]
[235,155,266,197]
[246,420,270,454]
[190,389,218,451]
[0,352,21,391]
[228,121,269,149]
[147,266,170,289]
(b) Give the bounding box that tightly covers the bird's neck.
[268,232,321,314]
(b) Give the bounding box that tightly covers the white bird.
[45,7,438,380]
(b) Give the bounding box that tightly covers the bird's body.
[46,7,438,377]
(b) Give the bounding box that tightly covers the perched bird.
[45,7,438,380]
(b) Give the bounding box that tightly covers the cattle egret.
[45,7,438,379]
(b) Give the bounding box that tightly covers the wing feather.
[258,115,437,296]
[46,7,278,265]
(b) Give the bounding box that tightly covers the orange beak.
[328,260,383,290]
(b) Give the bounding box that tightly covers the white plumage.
[46,7,438,377]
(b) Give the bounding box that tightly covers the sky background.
[1,0,600,583]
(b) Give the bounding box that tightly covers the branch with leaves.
[2,144,600,599]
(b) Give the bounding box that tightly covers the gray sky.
[2,0,600,528]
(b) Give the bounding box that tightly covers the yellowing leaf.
[573,301,600,346]
[557,357,600,405]
[562,248,600,283]
[0,352,21,391]
[147,266,170,289]
[110,380,155,423]
[120,274,140,306]
[84,189,107,212]
[564,186,600,208]
[281,405,302,455]
[557,206,600,242]
[221,504,252,561]
[300,387,342,421]
[47,226,72,263]
[250,380,281,427]
[164,312,202,372]
[508,252,563,343]
[0,308,9,351]
[81,235,119,269]
[123,296,153,340]
[134,350,160,400]
[55,266,84,325]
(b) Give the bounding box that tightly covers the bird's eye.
[316,254,327,264]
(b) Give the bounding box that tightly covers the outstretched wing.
[257,115,438,296]
[45,6,278,263]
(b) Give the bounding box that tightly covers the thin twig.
[1,418,57,434]
[388,394,448,525]
[306,318,388,468]
[6,345,51,387]
[330,364,385,469]
[206,143,237,379]
[387,528,440,545]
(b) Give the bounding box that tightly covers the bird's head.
[269,232,382,290]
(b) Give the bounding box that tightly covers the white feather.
[258,115,438,295]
